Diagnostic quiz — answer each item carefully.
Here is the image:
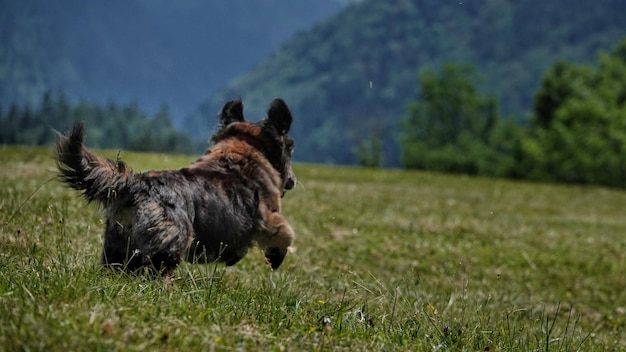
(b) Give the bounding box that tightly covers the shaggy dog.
[56,98,296,282]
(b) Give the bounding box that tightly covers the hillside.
[187,0,626,165]
[0,0,346,119]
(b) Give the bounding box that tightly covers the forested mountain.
[188,0,626,165]
[0,0,346,119]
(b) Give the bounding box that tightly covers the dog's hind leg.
[101,211,143,272]
[133,200,194,281]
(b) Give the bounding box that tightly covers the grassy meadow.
[1,145,625,351]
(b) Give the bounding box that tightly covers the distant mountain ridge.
[0,0,346,119]
[188,0,626,165]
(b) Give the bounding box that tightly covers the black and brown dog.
[56,98,296,282]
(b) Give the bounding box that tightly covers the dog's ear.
[267,98,292,135]
[219,100,245,127]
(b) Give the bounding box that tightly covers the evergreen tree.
[0,92,198,154]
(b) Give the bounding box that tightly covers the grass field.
[1,145,625,351]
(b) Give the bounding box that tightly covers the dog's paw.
[264,247,286,270]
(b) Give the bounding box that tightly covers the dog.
[56,98,296,282]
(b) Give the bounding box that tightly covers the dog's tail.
[56,123,132,205]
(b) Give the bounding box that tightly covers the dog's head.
[215,98,297,194]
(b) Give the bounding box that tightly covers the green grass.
[1,145,625,351]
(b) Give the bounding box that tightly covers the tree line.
[0,93,201,154]
[2,39,626,188]
[397,38,626,188]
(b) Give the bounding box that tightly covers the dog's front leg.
[257,211,295,270]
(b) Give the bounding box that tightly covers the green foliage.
[2,147,626,350]
[400,63,515,176]
[531,61,596,129]
[0,92,200,154]
[399,38,626,189]
[519,39,626,187]
[353,134,383,168]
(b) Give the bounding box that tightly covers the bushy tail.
[56,123,132,204]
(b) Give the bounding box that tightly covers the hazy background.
[1,0,350,119]
[2,0,625,172]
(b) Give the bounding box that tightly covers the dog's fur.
[56,98,296,281]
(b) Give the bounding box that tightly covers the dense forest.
[189,0,626,166]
